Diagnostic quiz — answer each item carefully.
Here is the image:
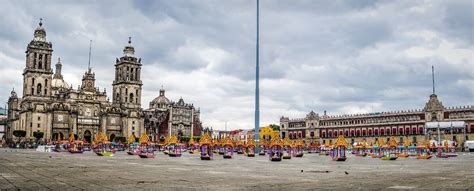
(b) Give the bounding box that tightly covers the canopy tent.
[425,121,465,129]
[425,121,466,146]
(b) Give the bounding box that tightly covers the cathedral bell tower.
[23,18,53,99]
[112,37,142,109]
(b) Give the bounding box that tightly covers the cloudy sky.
[0,0,472,130]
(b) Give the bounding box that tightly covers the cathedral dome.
[150,89,170,108]
[52,78,70,89]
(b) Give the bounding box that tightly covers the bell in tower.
[112,37,143,108]
[23,18,53,99]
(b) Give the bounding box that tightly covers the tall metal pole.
[432,65,435,95]
[254,0,260,143]
[88,40,92,70]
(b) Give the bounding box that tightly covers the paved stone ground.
[0,149,473,190]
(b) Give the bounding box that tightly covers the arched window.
[33,53,37,68]
[38,54,43,69]
[368,129,372,136]
[44,79,48,95]
[44,54,48,69]
[129,93,134,103]
[37,83,42,96]
[374,129,378,136]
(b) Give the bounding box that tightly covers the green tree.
[33,131,44,142]
[114,136,126,143]
[13,130,26,144]
[271,124,280,131]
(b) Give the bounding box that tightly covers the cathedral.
[6,20,145,143]
[144,88,202,141]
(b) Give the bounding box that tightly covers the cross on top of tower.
[39,18,43,26]
[128,37,131,44]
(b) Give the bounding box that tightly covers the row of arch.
[30,78,48,96]
[31,52,49,70]
[319,126,425,138]
[321,115,423,126]
[115,88,139,103]
[116,66,140,82]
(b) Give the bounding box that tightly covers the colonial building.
[144,88,202,141]
[6,20,145,143]
[281,93,474,145]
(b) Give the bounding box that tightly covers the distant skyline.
[0,1,472,130]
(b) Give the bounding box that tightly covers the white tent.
[425,121,465,129]
[425,121,465,146]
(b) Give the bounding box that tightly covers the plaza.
[0,149,473,190]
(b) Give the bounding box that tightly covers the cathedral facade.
[6,21,144,143]
[144,88,202,141]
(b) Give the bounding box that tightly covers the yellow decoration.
[139,133,150,145]
[387,136,398,148]
[283,136,294,147]
[403,138,412,147]
[269,133,283,147]
[127,134,136,144]
[199,133,212,146]
[236,139,245,147]
[94,132,108,143]
[259,139,267,148]
[189,137,195,145]
[246,136,256,148]
[377,138,385,147]
[334,135,349,148]
[163,136,170,146]
[168,135,179,145]
[425,139,432,148]
[294,139,305,148]
[222,136,233,147]
[68,133,75,143]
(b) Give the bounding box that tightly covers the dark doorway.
[110,134,116,142]
[84,130,92,143]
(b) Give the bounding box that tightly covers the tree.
[181,136,190,143]
[33,131,44,142]
[271,124,280,131]
[13,130,26,138]
[13,130,26,144]
[114,136,126,143]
